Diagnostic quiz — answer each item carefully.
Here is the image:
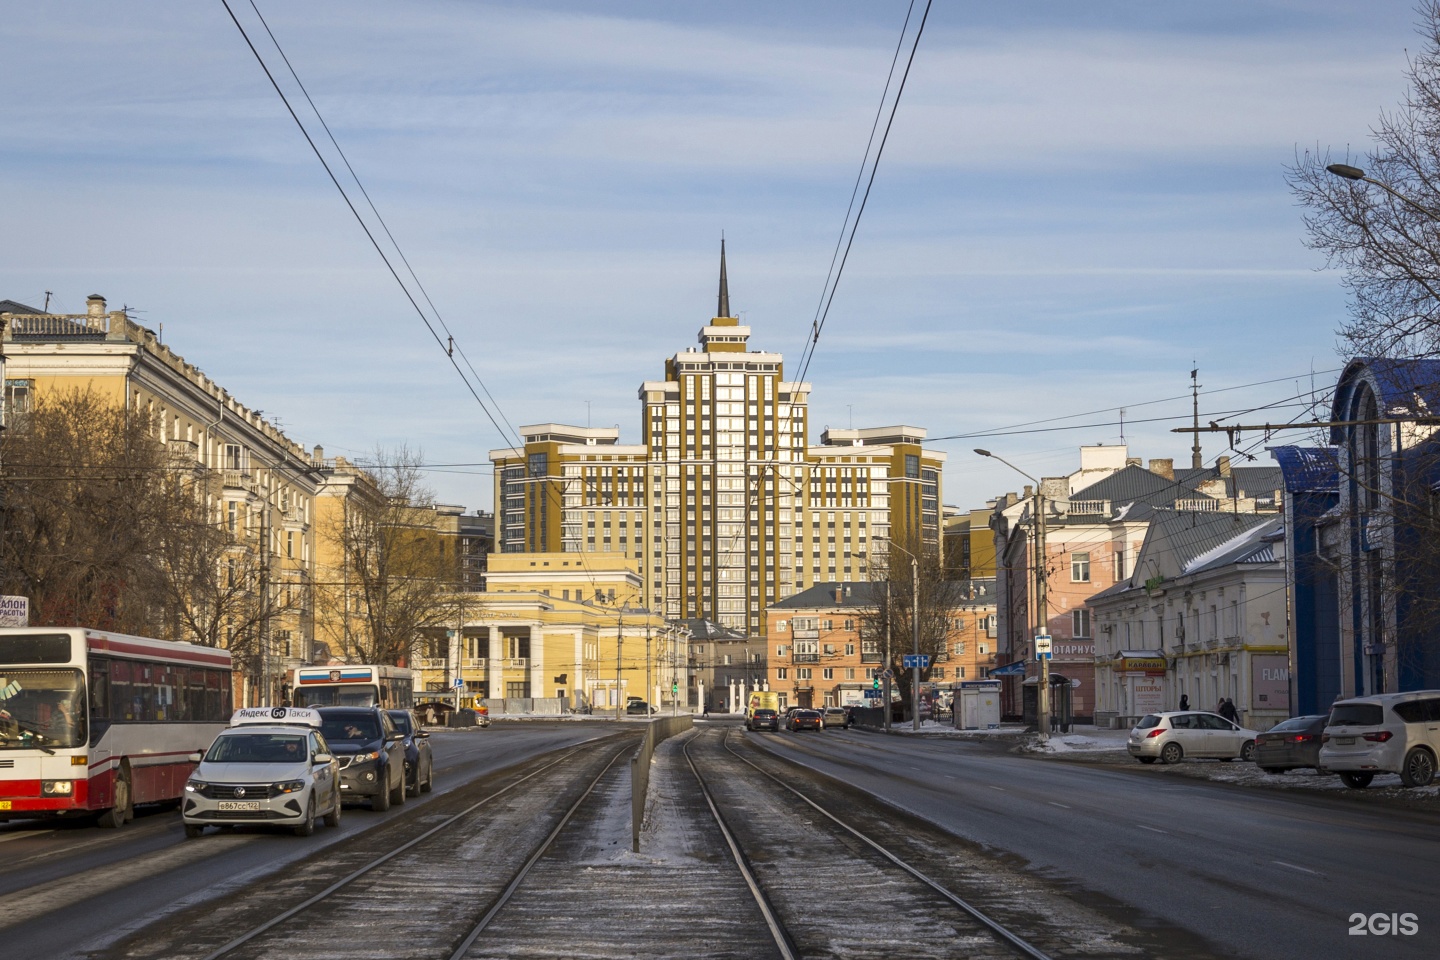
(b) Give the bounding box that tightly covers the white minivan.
[1319,691,1440,788]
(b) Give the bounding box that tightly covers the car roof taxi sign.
[230,706,323,728]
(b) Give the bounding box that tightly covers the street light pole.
[975,449,1050,741]
[911,555,920,732]
[1326,163,1440,218]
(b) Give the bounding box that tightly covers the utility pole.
[615,609,624,721]
[1034,484,1050,741]
[883,579,892,734]
[1190,366,1203,469]
[646,628,652,710]
[911,555,920,732]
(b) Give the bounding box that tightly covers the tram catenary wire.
[683,728,1057,960]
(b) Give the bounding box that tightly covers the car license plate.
[1336,737,1356,745]
[0,801,11,810]
[216,801,262,812]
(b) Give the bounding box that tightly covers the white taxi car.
[181,707,342,838]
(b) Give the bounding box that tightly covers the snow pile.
[1021,727,1130,754]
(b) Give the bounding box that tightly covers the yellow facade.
[411,552,679,711]
[2,295,318,701]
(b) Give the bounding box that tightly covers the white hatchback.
[1319,690,1440,789]
[1127,711,1259,764]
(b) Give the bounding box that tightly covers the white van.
[1319,690,1440,788]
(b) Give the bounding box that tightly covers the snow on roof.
[1182,517,1282,575]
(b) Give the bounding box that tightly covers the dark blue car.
[387,709,434,796]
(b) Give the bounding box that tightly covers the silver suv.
[1319,690,1440,788]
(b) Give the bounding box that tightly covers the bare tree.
[859,531,964,714]
[0,389,179,632]
[1288,1,1440,361]
[316,447,457,665]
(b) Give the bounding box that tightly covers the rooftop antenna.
[43,290,52,312]
[1119,407,1126,444]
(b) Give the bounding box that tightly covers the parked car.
[316,706,407,811]
[1253,715,1327,773]
[787,709,823,732]
[1127,711,1259,764]
[747,708,780,732]
[1319,690,1440,788]
[626,700,657,715]
[386,709,434,796]
[822,707,850,730]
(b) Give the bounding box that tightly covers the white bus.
[0,627,233,827]
[289,665,414,710]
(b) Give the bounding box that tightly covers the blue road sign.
[453,677,465,688]
[902,655,932,669]
[990,660,1027,677]
[863,689,883,699]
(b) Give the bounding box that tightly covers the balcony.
[861,652,883,663]
[793,653,819,664]
[222,469,254,491]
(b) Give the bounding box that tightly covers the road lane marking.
[0,830,54,844]
[1047,802,1071,809]
[989,786,1005,792]
[1138,825,1168,834]
[1271,859,1321,876]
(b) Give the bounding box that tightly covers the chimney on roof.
[1022,484,1033,499]
[1217,455,1232,478]
[1148,458,1174,481]
[1126,457,1142,467]
[834,586,843,603]
[312,444,324,464]
[86,294,106,317]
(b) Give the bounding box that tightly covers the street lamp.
[975,448,1050,741]
[885,539,924,733]
[1325,163,1438,219]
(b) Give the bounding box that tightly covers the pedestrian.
[1178,694,1190,712]
[702,702,710,718]
[1220,698,1239,723]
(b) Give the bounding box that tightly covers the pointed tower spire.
[717,237,731,318]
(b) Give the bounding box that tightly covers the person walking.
[1219,698,1239,724]
[1178,694,1190,712]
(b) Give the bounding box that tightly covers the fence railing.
[630,714,692,852]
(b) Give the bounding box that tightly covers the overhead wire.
[219,0,521,453]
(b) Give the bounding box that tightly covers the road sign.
[1033,635,1052,660]
[990,660,1027,677]
[863,689,882,699]
[902,655,932,669]
[879,669,894,680]
[453,677,465,688]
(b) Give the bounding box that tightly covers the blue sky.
[0,1,1423,512]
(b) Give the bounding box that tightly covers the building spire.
[717,236,731,318]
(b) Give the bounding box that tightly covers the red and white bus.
[290,665,414,710]
[0,627,232,827]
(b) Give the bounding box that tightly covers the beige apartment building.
[490,246,945,637]
[1,295,320,703]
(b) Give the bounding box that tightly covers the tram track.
[94,733,639,960]
[683,727,1053,960]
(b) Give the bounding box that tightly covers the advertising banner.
[1251,655,1290,712]
[0,596,29,628]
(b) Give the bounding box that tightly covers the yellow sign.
[1120,657,1166,674]
[0,801,11,810]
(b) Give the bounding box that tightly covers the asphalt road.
[0,721,616,960]
[749,724,1439,960]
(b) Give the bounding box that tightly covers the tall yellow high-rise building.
[491,243,944,636]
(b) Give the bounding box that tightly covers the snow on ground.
[1021,727,1132,754]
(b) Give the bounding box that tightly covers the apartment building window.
[224,443,242,471]
[822,619,833,630]
[932,668,945,680]
[797,668,812,680]
[845,643,855,656]
[1071,552,1091,582]
[286,531,294,558]
[1113,545,1127,581]
[1072,609,1091,637]
[227,501,239,535]
[845,668,855,679]
[843,619,854,631]
[4,379,33,416]
[822,668,833,680]
[777,668,788,679]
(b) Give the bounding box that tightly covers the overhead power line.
[220,0,521,452]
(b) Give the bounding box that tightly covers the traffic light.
[872,677,880,690]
